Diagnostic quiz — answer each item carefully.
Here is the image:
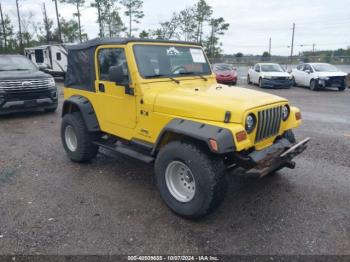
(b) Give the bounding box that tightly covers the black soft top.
[64,38,201,91]
[67,37,201,51]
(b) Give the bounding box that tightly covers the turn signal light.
[209,139,219,152]
[295,112,301,120]
[236,131,247,142]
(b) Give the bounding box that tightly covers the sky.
[1,0,350,55]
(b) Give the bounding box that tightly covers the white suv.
[291,63,347,91]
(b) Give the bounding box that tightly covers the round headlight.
[245,114,256,133]
[282,105,290,121]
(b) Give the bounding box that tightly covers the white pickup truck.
[291,63,347,91]
[247,63,293,89]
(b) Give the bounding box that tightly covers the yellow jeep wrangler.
[61,38,310,218]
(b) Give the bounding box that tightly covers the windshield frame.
[132,44,213,80]
[0,55,38,72]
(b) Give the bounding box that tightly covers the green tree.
[106,10,126,37]
[60,0,85,42]
[205,17,229,58]
[178,7,196,42]
[193,0,212,44]
[0,11,14,49]
[121,0,144,37]
[91,0,104,37]
[261,51,271,61]
[39,3,57,44]
[55,18,80,43]
[139,30,149,38]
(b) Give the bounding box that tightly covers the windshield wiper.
[145,74,180,84]
[177,72,208,81]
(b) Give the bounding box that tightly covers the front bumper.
[238,137,310,177]
[0,87,58,115]
[261,78,293,88]
[217,76,237,84]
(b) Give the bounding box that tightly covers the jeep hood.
[153,84,287,123]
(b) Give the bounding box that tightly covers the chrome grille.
[255,106,283,142]
[0,79,52,91]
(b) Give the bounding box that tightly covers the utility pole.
[53,0,62,43]
[312,43,316,53]
[269,37,271,55]
[15,0,23,49]
[0,2,7,48]
[290,23,295,65]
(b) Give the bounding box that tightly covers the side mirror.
[108,65,125,84]
[305,69,311,74]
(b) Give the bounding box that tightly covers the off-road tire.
[61,112,99,162]
[310,79,318,91]
[155,141,227,219]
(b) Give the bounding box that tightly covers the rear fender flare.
[62,96,100,132]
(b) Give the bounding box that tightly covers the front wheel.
[310,79,318,91]
[155,141,227,218]
[259,78,264,88]
[339,79,347,91]
[61,112,99,162]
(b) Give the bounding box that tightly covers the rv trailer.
[24,44,72,78]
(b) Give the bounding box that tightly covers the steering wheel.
[172,66,187,74]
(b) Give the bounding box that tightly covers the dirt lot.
[0,81,349,255]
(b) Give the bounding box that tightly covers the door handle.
[99,83,105,92]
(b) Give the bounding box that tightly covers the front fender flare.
[152,118,235,155]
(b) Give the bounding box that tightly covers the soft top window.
[64,48,95,91]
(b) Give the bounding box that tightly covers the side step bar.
[94,141,155,164]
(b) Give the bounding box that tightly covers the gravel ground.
[0,81,349,255]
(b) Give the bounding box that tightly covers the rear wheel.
[61,112,99,162]
[155,141,227,218]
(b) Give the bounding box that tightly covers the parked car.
[212,63,237,85]
[291,63,347,91]
[0,54,58,115]
[247,63,293,89]
[61,38,309,219]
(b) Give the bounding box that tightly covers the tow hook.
[285,161,296,169]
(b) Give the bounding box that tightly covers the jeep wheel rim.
[165,161,196,203]
[65,125,78,152]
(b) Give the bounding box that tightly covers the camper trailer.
[24,44,72,78]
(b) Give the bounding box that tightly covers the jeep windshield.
[0,56,37,71]
[133,45,212,79]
